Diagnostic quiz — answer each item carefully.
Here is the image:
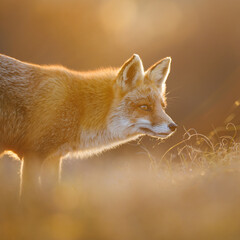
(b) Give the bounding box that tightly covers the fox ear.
[146,57,171,88]
[117,54,144,91]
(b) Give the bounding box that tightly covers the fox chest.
[55,129,139,159]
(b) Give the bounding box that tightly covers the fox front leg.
[20,155,42,199]
[40,155,62,190]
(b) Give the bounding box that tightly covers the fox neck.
[72,71,140,154]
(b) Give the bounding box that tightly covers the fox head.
[108,54,177,139]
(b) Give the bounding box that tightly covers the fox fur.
[0,53,177,195]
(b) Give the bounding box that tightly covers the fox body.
[0,53,177,194]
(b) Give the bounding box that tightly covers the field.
[0,127,239,240]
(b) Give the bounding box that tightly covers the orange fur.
[0,53,177,195]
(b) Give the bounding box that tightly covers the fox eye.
[139,104,151,111]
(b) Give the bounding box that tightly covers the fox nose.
[168,123,177,132]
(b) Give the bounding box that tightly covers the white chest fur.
[55,127,140,160]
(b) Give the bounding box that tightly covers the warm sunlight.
[0,0,239,239]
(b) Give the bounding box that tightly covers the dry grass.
[0,127,240,240]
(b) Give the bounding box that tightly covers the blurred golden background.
[0,0,239,173]
[1,1,240,239]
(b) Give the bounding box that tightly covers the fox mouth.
[140,127,170,137]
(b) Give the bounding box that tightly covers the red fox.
[0,53,177,195]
